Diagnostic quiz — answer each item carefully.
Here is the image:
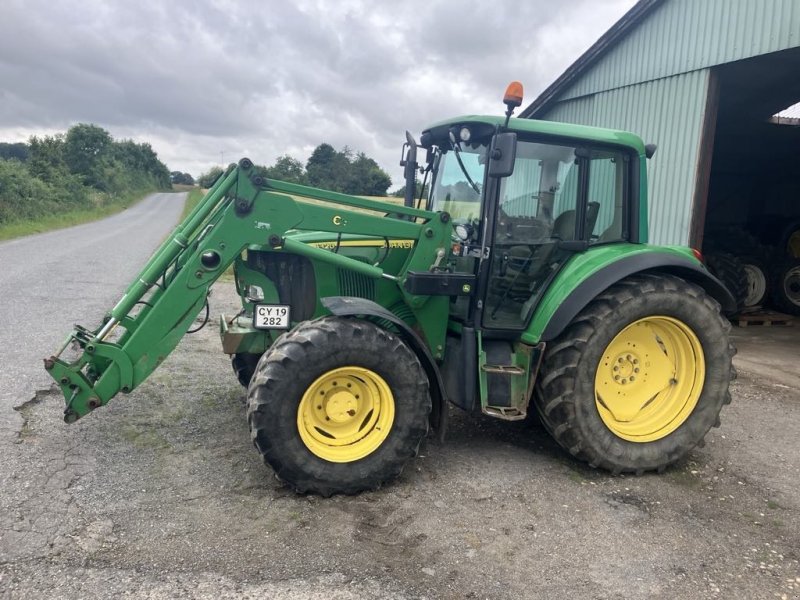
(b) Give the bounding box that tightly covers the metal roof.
[519,0,665,119]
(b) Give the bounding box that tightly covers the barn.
[521,0,800,316]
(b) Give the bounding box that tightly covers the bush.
[0,160,89,224]
[0,123,171,227]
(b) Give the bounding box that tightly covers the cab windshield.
[429,143,488,222]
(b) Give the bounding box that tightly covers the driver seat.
[551,202,601,240]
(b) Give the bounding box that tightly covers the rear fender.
[321,296,447,441]
[527,249,735,343]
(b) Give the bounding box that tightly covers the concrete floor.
[730,318,800,389]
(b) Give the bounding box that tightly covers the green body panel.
[225,232,417,356]
[521,243,696,344]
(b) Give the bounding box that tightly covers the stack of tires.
[703,224,800,316]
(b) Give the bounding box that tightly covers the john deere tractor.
[46,83,736,496]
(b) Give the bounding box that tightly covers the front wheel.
[534,274,735,474]
[247,317,431,496]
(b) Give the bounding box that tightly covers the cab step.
[481,364,526,375]
[483,405,527,420]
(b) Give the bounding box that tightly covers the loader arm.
[45,159,453,423]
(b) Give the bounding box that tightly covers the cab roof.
[422,115,646,155]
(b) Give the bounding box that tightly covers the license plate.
[253,304,291,329]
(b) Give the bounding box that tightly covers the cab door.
[481,140,632,330]
[482,140,584,330]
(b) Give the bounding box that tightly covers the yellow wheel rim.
[594,316,705,443]
[297,366,395,463]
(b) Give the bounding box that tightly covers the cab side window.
[588,150,628,243]
[497,142,579,242]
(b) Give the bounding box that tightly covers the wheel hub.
[325,390,359,423]
[611,353,640,383]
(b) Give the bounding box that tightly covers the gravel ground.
[1,205,799,599]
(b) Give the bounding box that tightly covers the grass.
[0,187,172,242]
[180,187,205,220]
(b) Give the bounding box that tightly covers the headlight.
[455,224,470,240]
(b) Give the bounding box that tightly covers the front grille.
[337,266,376,300]
[247,252,316,321]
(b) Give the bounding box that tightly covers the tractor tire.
[232,353,260,387]
[247,316,431,496]
[534,273,735,475]
[739,256,769,308]
[705,252,748,312]
[770,258,800,316]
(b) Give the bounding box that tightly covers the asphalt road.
[0,193,186,437]
[1,198,798,599]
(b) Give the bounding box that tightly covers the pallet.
[733,310,794,327]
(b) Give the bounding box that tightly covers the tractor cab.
[418,112,636,333]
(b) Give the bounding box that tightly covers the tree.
[0,142,29,162]
[27,134,70,183]
[392,179,428,200]
[344,152,391,196]
[262,155,306,184]
[112,139,171,188]
[305,143,391,195]
[305,143,342,190]
[170,171,195,185]
[64,124,112,187]
[197,166,224,188]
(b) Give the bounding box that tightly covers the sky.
[0,0,637,189]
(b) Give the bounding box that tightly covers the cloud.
[0,0,636,186]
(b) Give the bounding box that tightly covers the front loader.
[46,83,736,495]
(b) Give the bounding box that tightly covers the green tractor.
[46,83,736,496]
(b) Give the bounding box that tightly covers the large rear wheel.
[534,274,735,474]
[247,317,431,496]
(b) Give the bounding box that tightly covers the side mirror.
[488,132,517,178]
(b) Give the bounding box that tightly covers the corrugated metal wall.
[544,69,710,246]
[558,0,800,102]
[534,0,800,245]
